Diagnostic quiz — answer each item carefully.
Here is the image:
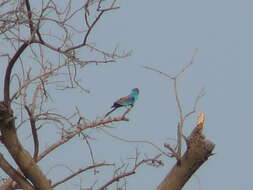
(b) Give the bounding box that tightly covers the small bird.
[104,88,139,118]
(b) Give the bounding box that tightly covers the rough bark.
[156,113,215,190]
[0,178,13,190]
[0,154,34,190]
[0,102,52,190]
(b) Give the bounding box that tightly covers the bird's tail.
[104,107,117,118]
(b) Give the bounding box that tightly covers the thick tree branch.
[0,102,52,190]
[4,42,29,103]
[0,154,34,190]
[156,113,215,190]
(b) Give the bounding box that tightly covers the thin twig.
[38,116,129,161]
[98,154,162,190]
[164,143,181,163]
[143,49,199,157]
[99,128,171,157]
[81,133,97,174]
[98,170,135,190]
[142,66,174,79]
[52,163,114,188]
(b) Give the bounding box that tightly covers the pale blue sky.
[1,0,253,189]
[88,1,253,188]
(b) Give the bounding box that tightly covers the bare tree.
[0,1,215,190]
[0,0,163,190]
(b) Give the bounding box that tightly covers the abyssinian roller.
[105,88,139,117]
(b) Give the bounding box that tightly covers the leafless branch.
[99,128,172,157]
[24,0,34,35]
[143,49,200,157]
[52,163,114,188]
[175,48,198,78]
[38,116,129,161]
[4,42,29,103]
[98,154,163,190]
[164,143,180,163]
[80,132,97,174]
[0,154,34,190]
[83,10,105,46]
[24,105,39,162]
[0,1,145,189]
[142,66,174,80]
[98,171,135,190]
[183,87,206,121]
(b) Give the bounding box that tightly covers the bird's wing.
[115,95,131,104]
[115,95,135,106]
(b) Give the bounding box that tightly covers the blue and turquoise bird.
[105,88,139,117]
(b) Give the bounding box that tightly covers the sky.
[1,0,253,189]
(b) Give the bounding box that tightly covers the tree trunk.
[0,102,52,190]
[157,113,215,190]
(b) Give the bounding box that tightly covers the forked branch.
[143,49,200,157]
[98,154,163,190]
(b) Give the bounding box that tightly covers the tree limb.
[0,102,52,190]
[156,113,215,190]
[52,163,113,188]
[98,155,163,190]
[4,42,29,103]
[24,0,34,35]
[38,116,129,161]
[24,105,39,162]
[0,154,34,190]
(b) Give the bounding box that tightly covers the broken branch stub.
[156,113,215,190]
